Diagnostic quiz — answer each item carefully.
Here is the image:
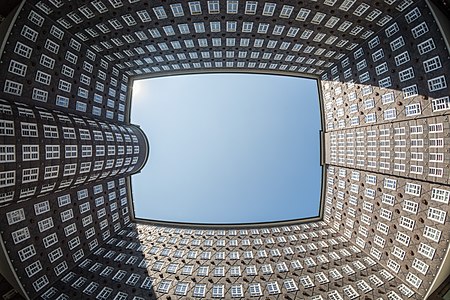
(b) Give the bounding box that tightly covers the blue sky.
[131,73,321,224]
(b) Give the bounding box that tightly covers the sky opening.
[131,73,321,224]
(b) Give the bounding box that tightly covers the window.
[193,284,206,297]
[22,168,39,183]
[189,2,202,14]
[431,188,450,204]
[227,0,238,13]
[45,145,59,159]
[21,25,38,42]
[390,36,405,51]
[284,279,298,292]
[153,6,168,19]
[61,65,74,78]
[43,166,59,179]
[96,287,113,300]
[8,60,27,76]
[82,146,92,157]
[395,51,410,66]
[411,22,428,38]
[0,145,15,163]
[405,183,421,196]
[406,273,422,289]
[249,283,262,296]
[428,76,447,92]
[38,217,54,232]
[418,243,435,260]
[428,207,446,224]
[35,71,51,85]
[405,103,421,116]
[158,280,171,293]
[11,227,30,244]
[399,67,414,82]
[399,216,415,231]
[31,275,49,292]
[372,49,384,62]
[214,266,225,276]
[423,226,441,242]
[63,127,76,139]
[402,200,418,214]
[418,38,435,54]
[262,3,276,16]
[245,1,257,14]
[267,282,281,294]
[405,7,421,22]
[63,164,77,176]
[384,109,396,120]
[43,233,58,248]
[65,145,77,158]
[212,285,224,298]
[175,282,188,296]
[0,120,14,136]
[14,42,33,58]
[139,277,153,290]
[423,56,442,73]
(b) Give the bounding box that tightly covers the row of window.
[138,221,329,237]
[129,60,325,77]
[0,144,139,162]
[0,155,138,188]
[0,102,133,135]
[329,123,446,137]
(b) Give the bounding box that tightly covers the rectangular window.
[418,243,435,260]
[62,127,76,139]
[21,25,38,42]
[4,80,23,95]
[65,145,77,158]
[38,217,54,232]
[8,60,27,77]
[32,88,48,102]
[12,227,30,244]
[14,42,33,58]
[432,96,450,112]
[0,145,15,163]
[405,103,421,116]
[35,71,51,85]
[63,164,76,176]
[399,67,414,82]
[411,22,428,38]
[403,200,418,214]
[45,145,59,159]
[22,168,39,182]
[0,120,14,136]
[423,226,441,242]
[44,166,59,179]
[417,38,435,55]
[431,188,450,204]
[43,233,58,248]
[423,56,442,73]
[428,76,447,92]
[428,207,446,224]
